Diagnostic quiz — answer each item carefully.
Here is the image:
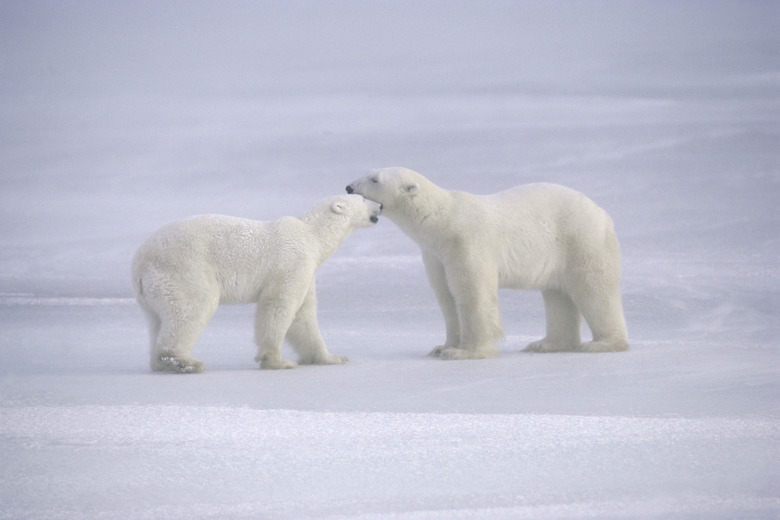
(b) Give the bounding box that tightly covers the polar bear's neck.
[299,212,353,266]
[390,186,456,245]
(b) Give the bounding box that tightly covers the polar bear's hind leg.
[148,290,216,373]
[571,280,629,353]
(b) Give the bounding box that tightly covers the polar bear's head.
[345,167,426,215]
[321,194,382,229]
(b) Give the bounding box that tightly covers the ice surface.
[1,1,778,519]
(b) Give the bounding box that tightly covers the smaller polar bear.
[346,167,628,360]
[131,194,382,373]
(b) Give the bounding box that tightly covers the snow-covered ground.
[1,1,778,518]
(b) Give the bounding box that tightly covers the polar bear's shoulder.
[273,215,305,229]
[175,214,262,231]
[186,214,302,234]
[490,182,594,210]
[495,182,578,198]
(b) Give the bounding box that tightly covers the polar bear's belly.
[217,271,265,304]
[208,248,269,305]
[492,233,564,291]
[497,264,560,291]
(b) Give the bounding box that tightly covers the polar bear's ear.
[331,201,347,214]
[404,183,419,196]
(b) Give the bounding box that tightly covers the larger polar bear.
[346,167,628,359]
[131,194,382,373]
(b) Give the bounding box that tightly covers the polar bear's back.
[132,215,310,305]
[490,182,614,237]
[483,183,619,289]
[135,215,279,266]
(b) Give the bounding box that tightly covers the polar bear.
[131,194,382,373]
[346,167,628,359]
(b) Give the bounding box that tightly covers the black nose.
[345,185,353,194]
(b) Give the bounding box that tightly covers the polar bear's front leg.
[439,258,502,360]
[286,280,348,365]
[253,291,302,370]
[422,250,460,357]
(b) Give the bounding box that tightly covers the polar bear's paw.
[428,345,497,359]
[260,358,298,369]
[257,354,298,370]
[523,339,572,353]
[427,345,449,357]
[439,347,498,360]
[299,353,349,365]
[580,339,629,353]
[153,353,205,374]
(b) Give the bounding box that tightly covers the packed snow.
[1,1,778,519]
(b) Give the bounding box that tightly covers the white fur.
[131,194,382,373]
[347,167,628,359]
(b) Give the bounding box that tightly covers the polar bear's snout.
[347,184,383,215]
[367,199,382,223]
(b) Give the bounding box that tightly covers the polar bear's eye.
[370,177,379,183]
